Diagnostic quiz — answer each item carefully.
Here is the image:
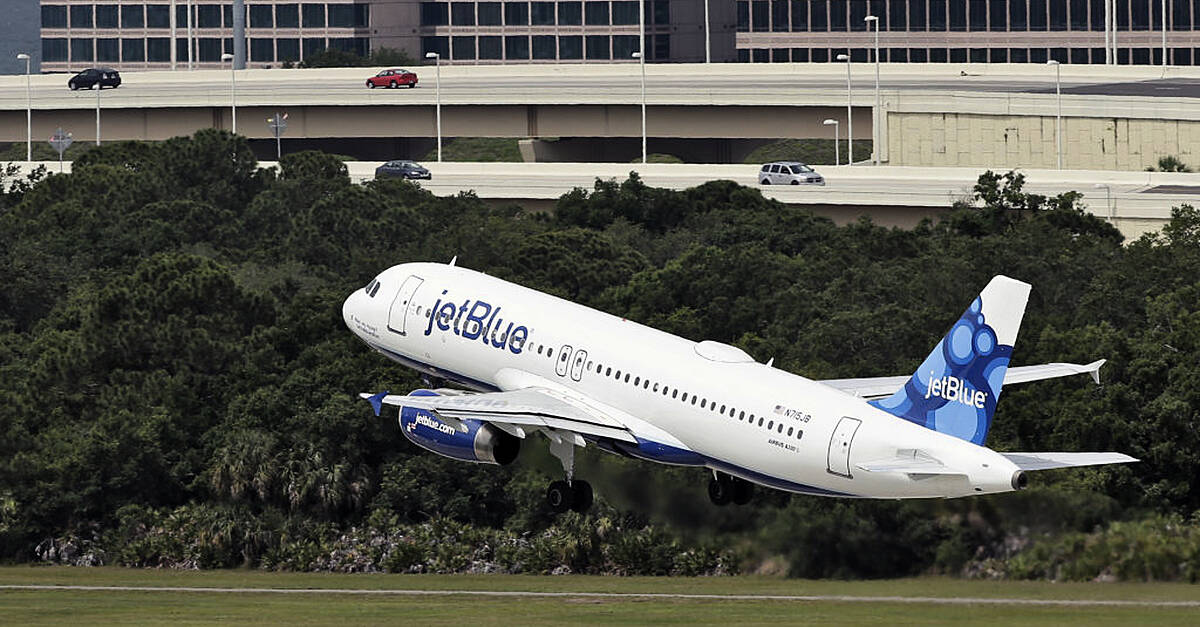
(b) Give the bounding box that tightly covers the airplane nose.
[342,291,356,331]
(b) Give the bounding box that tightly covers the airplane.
[342,260,1136,513]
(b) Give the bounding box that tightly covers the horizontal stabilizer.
[821,360,1106,400]
[1001,452,1138,471]
[857,450,968,476]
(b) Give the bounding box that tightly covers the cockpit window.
[364,279,376,294]
[370,282,381,298]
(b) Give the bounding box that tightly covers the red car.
[366,68,418,89]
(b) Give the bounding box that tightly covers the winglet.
[362,390,391,417]
[1085,359,1106,385]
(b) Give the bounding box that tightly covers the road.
[2,63,1199,111]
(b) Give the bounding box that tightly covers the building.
[735,0,1200,65]
[2,0,42,75]
[38,1,371,72]
[21,1,1200,73]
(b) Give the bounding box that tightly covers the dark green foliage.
[2,141,1199,581]
[299,47,416,69]
[743,139,873,166]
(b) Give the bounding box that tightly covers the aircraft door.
[387,275,424,336]
[555,345,573,377]
[826,417,861,478]
[570,349,587,382]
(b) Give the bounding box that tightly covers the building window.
[251,38,274,62]
[479,2,502,25]
[532,2,556,24]
[850,0,867,30]
[912,0,929,30]
[147,5,170,28]
[737,1,749,30]
[277,4,300,28]
[752,0,768,31]
[1011,0,1028,29]
[586,34,609,59]
[43,38,68,62]
[772,0,789,31]
[422,35,449,58]
[586,2,609,24]
[830,0,847,30]
[453,35,476,60]
[96,6,119,29]
[559,2,582,24]
[612,1,638,24]
[1049,0,1067,30]
[950,0,966,29]
[1030,0,1047,29]
[121,5,144,28]
[613,34,637,58]
[652,33,669,59]
[199,38,222,61]
[329,4,355,27]
[452,2,476,25]
[560,35,582,59]
[506,2,529,24]
[250,5,273,28]
[278,38,300,62]
[197,4,221,28]
[303,3,326,27]
[354,3,369,26]
[303,37,327,57]
[147,37,169,61]
[812,0,828,30]
[532,35,556,58]
[43,5,68,28]
[97,38,119,61]
[422,2,450,26]
[70,5,93,29]
[968,0,985,30]
[122,37,144,61]
[479,35,502,59]
[71,38,93,62]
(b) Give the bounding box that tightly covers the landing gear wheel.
[707,476,733,506]
[547,480,574,513]
[569,480,593,513]
[732,478,755,505]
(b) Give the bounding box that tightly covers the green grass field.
[1,567,1197,625]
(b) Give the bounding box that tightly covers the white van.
[759,162,825,186]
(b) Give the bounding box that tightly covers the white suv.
[759,162,825,186]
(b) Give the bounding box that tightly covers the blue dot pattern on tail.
[869,297,1012,445]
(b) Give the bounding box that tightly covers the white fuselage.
[343,262,1023,499]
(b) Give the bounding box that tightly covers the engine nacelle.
[397,389,520,465]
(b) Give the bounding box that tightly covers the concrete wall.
[0,0,40,76]
[888,112,1200,171]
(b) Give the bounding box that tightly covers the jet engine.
[397,389,520,465]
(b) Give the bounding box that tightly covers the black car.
[68,68,121,90]
[375,160,431,180]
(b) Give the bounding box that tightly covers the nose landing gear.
[707,472,754,506]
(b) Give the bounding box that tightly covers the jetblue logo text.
[924,373,987,409]
[424,291,529,355]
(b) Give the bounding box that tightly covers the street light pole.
[865,15,879,166]
[633,52,647,163]
[1162,0,1167,66]
[222,53,236,133]
[95,74,101,146]
[836,54,852,165]
[823,119,839,166]
[1104,0,1111,64]
[17,53,31,162]
[703,0,710,63]
[425,52,442,162]
[1094,184,1113,222]
[1048,60,1061,169]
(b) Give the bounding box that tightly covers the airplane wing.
[1000,452,1138,471]
[361,387,637,444]
[819,359,1106,399]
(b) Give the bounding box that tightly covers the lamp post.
[703,0,710,63]
[1048,60,1061,170]
[865,15,879,166]
[1094,183,1113,222]
[95,70,102,146]
[221,53,237,133]
[425,51,442,162]
[1162,0,1167,66]
[632,51,647,163]
[836,53,852,165]
[17,53,31,162]
[823,119,840,166]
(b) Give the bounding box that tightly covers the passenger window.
[615,370,621,379]
[796,430,804,440]
[672,390,678,399]
[700,399,706,409]
[691,396,698,405]
[767,420,774,430]
[757,417,763,426]
[760,165,769,172]
[787,426,794,436]
[720,404,726,413]
[587,361,593,370]
[652,383,659,392]
[605,367,612,376]
[537,346,544,355]
[634,376,640,386]
[644,380,650,389]
[681,392,688,402]
[547,349,553,359]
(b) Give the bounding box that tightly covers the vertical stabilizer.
[869,276,1031,445]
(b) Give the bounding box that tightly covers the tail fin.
[869,276,1030,445]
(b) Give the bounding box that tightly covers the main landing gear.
[544,429,593,513]
[707,471,755,506]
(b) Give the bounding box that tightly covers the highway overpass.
[10,160,1190,241]
[3,63,1200,169]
